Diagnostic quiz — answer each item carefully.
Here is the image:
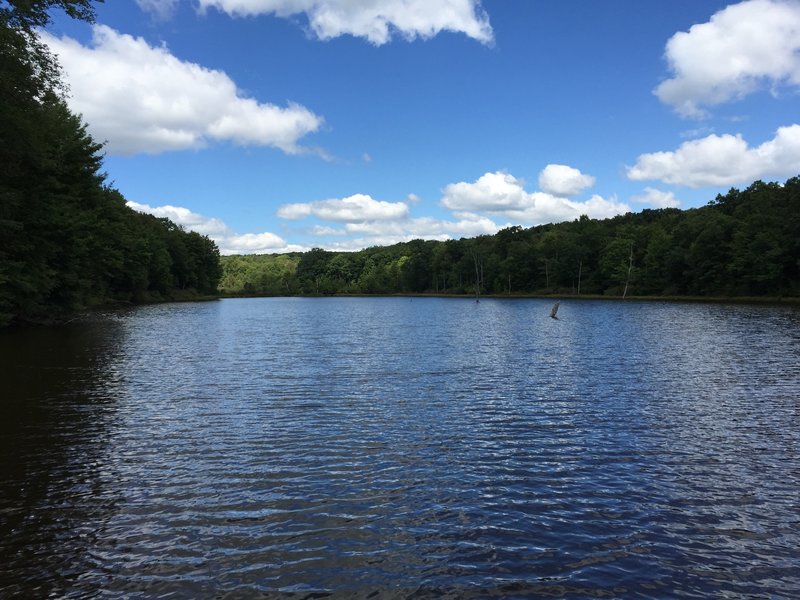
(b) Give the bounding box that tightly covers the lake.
[1,297,799,598]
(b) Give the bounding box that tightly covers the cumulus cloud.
[441,171,530,212]
[276,191,501,249]
[126,201,230,237]
[502,193,630,225]
[42,25,324,155]
[222,232,293,254]
[631,188,681,209]
[538,164,595,197]
[277,193,410,222]
[198,0,493,45]
[127,201,292,254]
[311,213,501,251]
[341,213,498,238]
[655,0,800,118]
[440,170,629,224]
[627,124,800,187]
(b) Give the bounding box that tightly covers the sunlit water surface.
[1,297,799,598]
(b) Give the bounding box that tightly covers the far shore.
[216,291,800,306]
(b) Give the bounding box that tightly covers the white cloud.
[627,124,800,187]
[127,200,292,254]
[314,213,501,251]
[631,188,681,209]
[222,232,291,254]
[502,193,630,225]
[655,0,800,118]
[277,193,410,222]
[276,191,501,249]
[125,201,230,237]
[441,171,530,212]
[136,0,179,20]
[440,170,629,224]
[311,225,346,236]
[127,166,631,256]
[342,213,498,238]
[43,25,324,155]
[275,203,312,220]
[198,0,493,45]
[538,164,595,197]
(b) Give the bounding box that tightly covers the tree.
[296,248,333,293]
[0,0,223,326]
[725,180,797,295]
[600,231,639,296]
[1,0,98,29]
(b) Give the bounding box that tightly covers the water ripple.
[1,298,799,598]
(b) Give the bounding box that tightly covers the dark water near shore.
[1,297,799,598]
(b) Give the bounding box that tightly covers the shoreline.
[217,291,800,306]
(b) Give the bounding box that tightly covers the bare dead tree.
[472,251,482,302]
[622,243,633,299]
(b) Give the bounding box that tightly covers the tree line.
[220,176,799,299]
[1,0,221,326]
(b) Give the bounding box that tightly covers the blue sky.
[44,0,800,253]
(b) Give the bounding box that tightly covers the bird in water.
[550,301,560,319]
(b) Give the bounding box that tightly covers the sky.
[43,0,800,254]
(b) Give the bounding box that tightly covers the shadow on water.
[0,314,128,597]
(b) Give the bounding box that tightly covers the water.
[1,297,799,598]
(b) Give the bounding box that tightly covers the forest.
[220,176,800,299]
[1,0,221,326]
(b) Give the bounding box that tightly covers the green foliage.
[1,0,99,29]
[219,254,300,296]
[219,177,799,300]
[0,0,220,326]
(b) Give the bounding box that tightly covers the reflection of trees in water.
[0,316,128,597]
